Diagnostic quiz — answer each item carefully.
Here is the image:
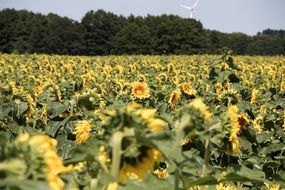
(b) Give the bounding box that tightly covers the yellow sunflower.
[168,89,181,109]
[250,88,259,104]
[228,105,248,154]
[188,98,212,121]
[73,120,92,144]
[131,82,150,99]
[181,82,197,96]
[118,148,161,183]
[228,105,240,154]
[153,168,169,180]
[216,183,239,190]
[21,134,71,190]
[252,115,264,133]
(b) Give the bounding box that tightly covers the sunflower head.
[250,88,259,103]
[188,98,212,121]
[181,82,197,96]
[218,88,239,105]
[102,104,167,183]
[73,120,92,144]
[11,134,71,190]
[227,105,248,154]
[168,89,181,109]
[119,148,161,183]
[131,82,150,99]
[176,98,212,143]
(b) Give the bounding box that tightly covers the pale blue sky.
[1,0,285,35]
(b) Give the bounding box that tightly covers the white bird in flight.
[180,0,200,19]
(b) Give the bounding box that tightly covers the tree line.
[0,8,284,55]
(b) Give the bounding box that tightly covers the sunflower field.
[0,52,285,190]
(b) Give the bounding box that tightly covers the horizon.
[1,0,285,36]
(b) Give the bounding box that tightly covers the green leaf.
[46,119,68,137]
[184,176,217,187]
[47,102,68,118]
[256,133,272,144]
[0,178,49,190]
[227,164,266,182]
[64,139,100,164]
[17,102,29,116]
[260,143,284,155]
[220,173,252,182]
[122,174,174,190]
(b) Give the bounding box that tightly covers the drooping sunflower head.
[168,89,181,109]
[252,114,264,133]
[250,88,259,103]
[172,75,180,85]
[188,98,212,121]
[103,103,167,135]
[11,134,71,190]
[157,73,168,84]
[102,104,167,183]
[227,105,248,154]
[217,88,240,105]
[73,120,93,144]
[176,98,212,142]
[131,82,150,99]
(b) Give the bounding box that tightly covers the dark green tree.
[45,13,85,55]
[227,33,251,55]
[112,22,153,54]
[81,9,126,55]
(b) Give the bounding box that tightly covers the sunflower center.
[135,88,144,95]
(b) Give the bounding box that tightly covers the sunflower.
[252,115,264,133]
[228,105,240,153]
[25,94,36,118]
[280,81,285,91]
[215,82,223,95]
[97,145,111,166]
[264,183,280,190]
[136,107,167,132]
[181,82,197,96]
[73,120,92,144]
[131,82,150,99]
[137,74,147,82]
[216,183,239,190]
[153,168,169,180]
[40,104,47,125]
[188,98,212,121]
[168,89,181,109]
[125,103,166,133]
[172,75,180,85]
[102,104,166,183]
[250,88,259,103]
[19,134,71,190]
[119,148,161,183]
[107,182,118,190]
[228,105,248,154]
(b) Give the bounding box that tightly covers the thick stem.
[202,138,210,177]
[110,131,124,179]
[174,168,180,190]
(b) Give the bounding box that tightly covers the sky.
[1,0,285,36]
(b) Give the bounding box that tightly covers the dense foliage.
[0,8,285,55]
[0,53,285,190]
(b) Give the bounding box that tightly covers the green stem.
[110,131,124,179]
[174,168,179,190]
[202,138,210,177]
